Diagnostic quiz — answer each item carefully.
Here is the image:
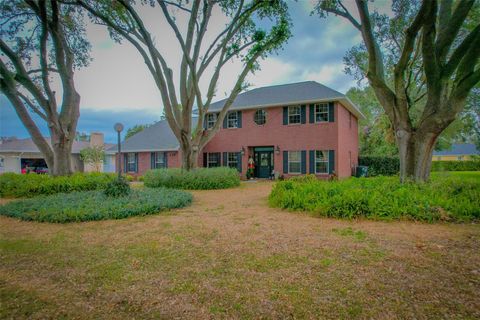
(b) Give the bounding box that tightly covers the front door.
[254,150,273,178]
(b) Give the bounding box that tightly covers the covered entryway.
[253,146,274,178]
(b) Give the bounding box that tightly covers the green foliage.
[0,188,192,223]
[144,167,240,190]
[432,161,480,172]
[359,156,400,176]
[104,176,130,197]
[124,124,151,140]
[269,173,480,222]
[0,172,116,198]
[80,145,105,172]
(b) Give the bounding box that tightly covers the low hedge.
[0,172,116,198]
[359,156,480,176]
[431,160,480,171]
[0,187,192,223]
[269,172,480,222]
[144,167,240,190]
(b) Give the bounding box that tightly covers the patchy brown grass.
[1,181,479,319]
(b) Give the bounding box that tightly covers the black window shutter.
[223,152,228,166]
[283,107,288,125]
[203,153,208,167]
[301,105,306,124]
[135,153,139,173]
[309,150,315,174]
[151,152,155,169]
[283,151,288,173]
[236,152,242,172]
[223,113,228,128]
[164,152,168,168]
[329,150,335,174]
[309,104,315,123]
[329,102,335,122]
[237,111,242,128]
[123,154,127,173]
[301,150,307,174]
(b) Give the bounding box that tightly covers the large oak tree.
[75,0,291,170]
[0,0,89,175]
[315,0,480,182]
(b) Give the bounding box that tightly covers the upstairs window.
[207,152,221,167]
[288,151,301,173]
[227,112,239,128]
[254,109,267,125]
[288,106,301,124]
[315,103,329,123]
[206,113,217,129]
[315,150,329,174]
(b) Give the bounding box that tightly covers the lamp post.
[114,123,124,178]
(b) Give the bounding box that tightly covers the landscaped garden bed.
[0,187,192,223]
[144,167,240,190]
[0,172,116,198]
[269,172,480,222]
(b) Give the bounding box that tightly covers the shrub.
[431,160,480,172]
[358,156,399,176]
[269,172,480,222]
[104,176,131,197]
[0,172,116,198]
[0,187,192,223]
[144,167,240,190]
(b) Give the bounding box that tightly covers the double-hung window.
[207,152,221,167]
[127,153,136,172]
[227,112,238,128]
[288,151,301,174]
[227,152,238,169]
[288,106,301,124]
[314,103,329,123]
[315,150,329,174]
[206,113,217,129]
[154,152,166,169]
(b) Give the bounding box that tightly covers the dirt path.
[1,181,479,319]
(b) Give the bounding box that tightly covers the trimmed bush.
[0,172,116,198]
[358,156,399,176]
[104,176,131,197]
[0,187,192,223]
[144,167,240,190]
[269,172,480,222]
[432,160,480,172]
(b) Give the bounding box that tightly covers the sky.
[0,0,389,142]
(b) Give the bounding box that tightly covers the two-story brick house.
[112,81,364,179]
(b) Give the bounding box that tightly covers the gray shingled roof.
[433,143,479,156]
[0,138,114,154]
[108,119,183,152]
[208,81,364,118]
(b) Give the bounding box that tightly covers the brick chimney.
[89,132,104,148]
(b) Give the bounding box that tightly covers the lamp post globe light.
[114,123,124,178]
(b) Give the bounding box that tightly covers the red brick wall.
[117,151,181,178]
[336,103,359,178]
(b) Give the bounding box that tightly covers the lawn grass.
[0,181,479,318]
[269,171,480,222]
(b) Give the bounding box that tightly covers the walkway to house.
[1,181,479,319]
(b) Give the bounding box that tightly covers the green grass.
[0,172,116,198]
[0,187,192,223]
[143,167,241,190]
[269,171,480,222]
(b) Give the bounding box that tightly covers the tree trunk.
[50,129,74,176]
[180,142,199,171]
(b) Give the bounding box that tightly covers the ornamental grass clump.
[144,167,240,190]
[269,173,480,222]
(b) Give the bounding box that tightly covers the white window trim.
[288,151,301,174]
[227,112,238,128]
[314,103,329,123]
[227,152,238,168]
[155,152,165,168]
[315,150,329,174]
[254,109,267,125]
[207,152,221,167]
[288,106,301,125]
[206,113,217,129]
[127,153,136,172]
